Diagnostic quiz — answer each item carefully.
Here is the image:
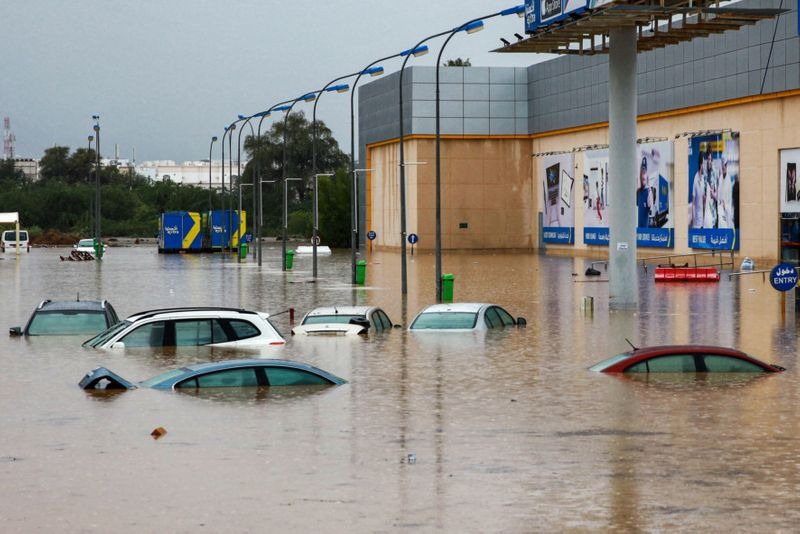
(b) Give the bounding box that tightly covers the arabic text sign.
[770,263,798,292]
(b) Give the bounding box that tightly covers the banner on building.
[540,152,575,244]
[687,132,740,250]
[583,148,609,246]
[637,140,674,248]
[779,148,800,213]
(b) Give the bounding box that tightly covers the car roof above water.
[37,299,109,312]
[304,306,375,317]
[125,307,264,321]
[417,303,489,314]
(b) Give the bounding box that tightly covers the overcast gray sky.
[3,1,546,163]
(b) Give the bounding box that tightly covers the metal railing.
[638,250,735,273]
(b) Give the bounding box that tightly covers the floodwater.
[1,243,799,532]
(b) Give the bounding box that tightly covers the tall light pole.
[255,101,292,266]
[225,117,246,253]
[92,115,102,259]
[312,173,334,277]
[88,135,94,235]
[236,116,255,263]
[398,42,437,295]
[208,136,217,214]
[312,77,355,278]
[281,92,317,271]
[433,5,525,301]
[220,126,229,251]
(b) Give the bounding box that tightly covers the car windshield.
[83,320,131,347]
[303,315,363,325]
[588,353,630,371]
[410,312,478,330]
[78,239,94,247]
[27,310,108,335]
[140,368,187,388]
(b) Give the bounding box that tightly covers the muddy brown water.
[1,245,798,531]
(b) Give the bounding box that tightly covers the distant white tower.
[3,117,15,159]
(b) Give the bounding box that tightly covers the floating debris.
[150,427,167,440]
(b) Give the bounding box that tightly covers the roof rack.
[128,306,256,320]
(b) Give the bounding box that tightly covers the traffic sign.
[311,235,320,246]
[769,263,798,292]
[367,230,377,241]
[408,233,419,245]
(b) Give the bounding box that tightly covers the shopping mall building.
[357,0,800,265]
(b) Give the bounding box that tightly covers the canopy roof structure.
[496,0,786,55]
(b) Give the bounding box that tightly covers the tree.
[317,171,351,248]
[242,111,349,238]
[38,146,70,182]
[443,58,471,67]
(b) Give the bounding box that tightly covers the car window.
[175,319,213,346]
[177,368,260,388]
[211,319,230,343]
[495,307,516,326]
[266,367,331,386]
[225,319,260,341]
[702,355,766,372]
[303,315,358,325]
[411,311,478,330]
[625,354,697,373]
[27,311,107,335]
[484,307,501,328]
[121,321,166,347]
[378,311,392,329]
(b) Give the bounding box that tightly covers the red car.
[589,344,785,373]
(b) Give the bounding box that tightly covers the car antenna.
[625,338,638,350]
[77,292,80,302]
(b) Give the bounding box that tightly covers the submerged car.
[589,344,785,373]
[74,238,107,255]
[291,306,394,336]
[408,303,526,331]
[82,306,286,349]
[79,359,347,390]
[1,229,30,253]
[10,299,120,336]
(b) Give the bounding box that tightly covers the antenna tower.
[3,117,15,159]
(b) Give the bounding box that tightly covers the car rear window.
[266,367,331,386]
[410,312,478,330]
[3,231,28,241]
[28,311,107,335]
[303,315,360,325]
[226,319,260,340]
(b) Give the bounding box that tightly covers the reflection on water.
[1,245,799,531]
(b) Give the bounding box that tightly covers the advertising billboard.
[688,132,740,250]
[779,148,800,213]
[583,148,609,246]
[636,140,674,248]
[525,0,588,32]
[540,153,575,244]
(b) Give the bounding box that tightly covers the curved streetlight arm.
[433,5,524,301]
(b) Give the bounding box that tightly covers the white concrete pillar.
[608,26,639,308]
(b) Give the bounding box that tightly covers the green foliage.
[0,111,351,242]
[443,58,471,67]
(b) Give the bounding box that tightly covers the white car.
[1,229,30,253]
[82,307,286,349]
[291,306,394,336]
[408,303,526,331]
[74,238,107,255]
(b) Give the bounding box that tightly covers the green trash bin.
[239,242,248,259]
[285,249,295,270]
[441,273,455,302]
[356,260,367,285]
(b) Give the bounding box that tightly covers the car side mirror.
[9,326,22,336]
[516,317,527,327]
[110,341,126,349]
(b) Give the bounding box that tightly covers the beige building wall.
[367,91,800,263]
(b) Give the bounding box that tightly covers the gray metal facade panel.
[464,100,490,118]
[464,83,490,100]
[464,117,490,134]
[490,117,516,135]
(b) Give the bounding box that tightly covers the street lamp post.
[433,5,524,301]
[220,126,229,252]
[209,136,217,215]
[224,117,246,253]
[281,93,316,271]
[312,77,356,278]
[311,173,334,277]
[88,135,94,235]
[92,115,102,259]
[236,116,256,263]
[349,50,425,284]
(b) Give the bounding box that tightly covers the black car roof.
[37,299,109,312]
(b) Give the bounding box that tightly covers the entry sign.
[408,233,419,245]
[769,263,798,292]
[367,230,377,241]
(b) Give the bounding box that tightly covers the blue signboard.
[367,230,377,241]
[770,263,798,292]
[584,228,609,246]
[408,233,419,245]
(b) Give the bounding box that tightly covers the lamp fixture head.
[327,83,349,93]
[300,92,317,102]
[364,66,384,77]
[212,136,218,142]
[459,20,484,34]
[500,5,525,17]
[401,44,429,57]
[238,114,247,120]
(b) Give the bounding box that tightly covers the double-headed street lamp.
[92,115,103,259]
[236,116,256,263]
[433,5,525,301]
